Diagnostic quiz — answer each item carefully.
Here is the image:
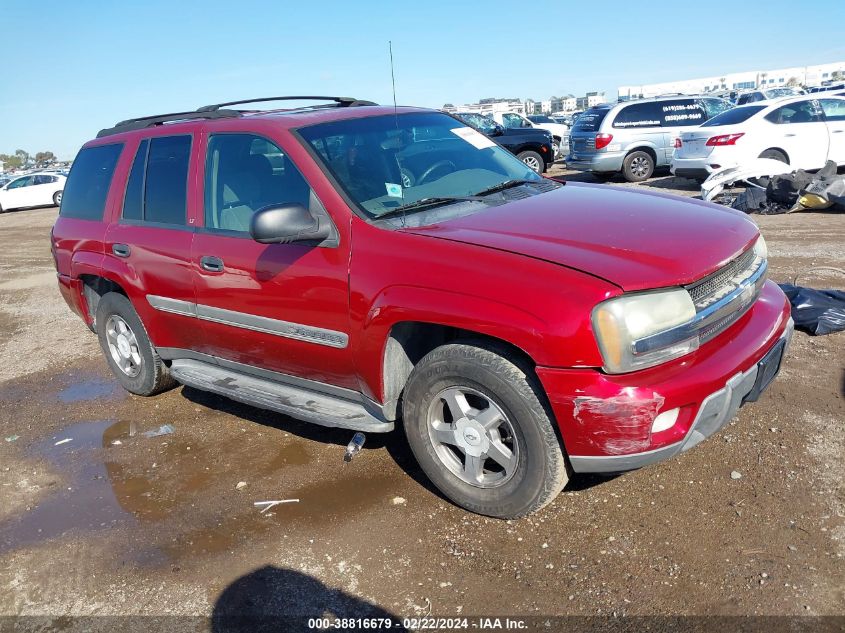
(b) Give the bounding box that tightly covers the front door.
[190,132,355,390]
[2,175,35,208]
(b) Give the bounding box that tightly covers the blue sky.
[2,0,844,159]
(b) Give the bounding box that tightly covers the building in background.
[618,61,845,99]
[575,92,606,110]
[442,98,527,116]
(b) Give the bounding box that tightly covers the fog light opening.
[652,408,680,433]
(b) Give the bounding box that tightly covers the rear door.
[190,131,356,389]
[819,98,845,164]
[31,174,58,205]
[104,133,205,353]
[764,100,829,169]
[657,99,709,162]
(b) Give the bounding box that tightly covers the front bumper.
[536,281,793,473]
[565,151,625,173]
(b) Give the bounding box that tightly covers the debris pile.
[703,160,845,215]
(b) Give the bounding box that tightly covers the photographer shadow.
[212,565,408,633]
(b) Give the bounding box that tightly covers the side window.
[502,113,527,129]
[612,102,662,128]
[144,136,191,225]
[765,100,824,124]
[8,176,34,189]
[819,99,845,122]
[122,139,148,221]
[701,98,733,119]
[204,133,313,233]
[658,99,706,127]
[60,144,123,220]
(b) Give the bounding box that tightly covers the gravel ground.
[0,170,843,628]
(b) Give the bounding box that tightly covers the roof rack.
[96,95,377,138]
[97,109,241,138]
[197,95,376,111]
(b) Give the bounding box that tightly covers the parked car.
[671,95,845,181]
[0,172,65,212]
[735,87,801,105]
[566,96,733,182]
[809,83,845,93]
[489,112,568,159]
[453,112,554,173]
[53,96,792,518]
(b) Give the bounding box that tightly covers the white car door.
[0,175,36,209]
[30,175,57,205]
[819,98,845,164]
[766,100,829,169]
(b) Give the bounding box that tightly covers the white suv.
[490,112,569,159]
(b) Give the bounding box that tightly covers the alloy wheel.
[105,315,143,377]
[427,386,519,488]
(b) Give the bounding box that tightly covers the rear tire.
[758,149,788,164]
[53,191,62,206]
[402,341,569,518]
[517,151,544,174]
[622,150,654,182]
[96,292,176,396]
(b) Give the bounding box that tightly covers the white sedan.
[0,173,66,212]
[670,95,845,181]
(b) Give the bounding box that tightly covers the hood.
[400,182,759,292]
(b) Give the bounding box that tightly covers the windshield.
[701,105,766,126]
[764,88,796,99]
[299,112,541,219]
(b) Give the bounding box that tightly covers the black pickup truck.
[453,112,554,173]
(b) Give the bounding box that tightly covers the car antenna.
[389,40,407,225]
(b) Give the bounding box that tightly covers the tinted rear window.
[572,108,609,132]
[613,99,706,129]
[702,105,766,127]
[143,136,191,225]
[60,144,123,220]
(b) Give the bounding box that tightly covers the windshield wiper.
[374,196,482,220]
[472,179,538,197]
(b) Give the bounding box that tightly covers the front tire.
[402,341,569,518]
[53,191,63,206]
[517,150,544,174]
[96,292,176,396]
[622,150,654,182]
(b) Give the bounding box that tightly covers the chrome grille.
[687,247,759,311]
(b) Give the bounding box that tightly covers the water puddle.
[57,378,122,404]
[0,420,132,553]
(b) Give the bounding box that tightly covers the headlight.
[753,234,767,260]
[592,288,698,374]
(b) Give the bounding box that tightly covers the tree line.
[0,149,57,170]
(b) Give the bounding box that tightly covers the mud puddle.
[1,415,408,567]
[57,377,122,403]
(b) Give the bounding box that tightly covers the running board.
[169,359,393,433]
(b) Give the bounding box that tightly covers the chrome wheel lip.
[426,386,519,489]
[105,315,142,378]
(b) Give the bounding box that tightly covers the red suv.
[52,96,793,518]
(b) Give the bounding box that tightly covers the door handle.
[112,243,131,258]
[200,255,225,273]
[784,133,797,137]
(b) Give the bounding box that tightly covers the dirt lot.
[0,169,843,628]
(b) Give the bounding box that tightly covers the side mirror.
[489,124,505,137]
[250,203,331,244]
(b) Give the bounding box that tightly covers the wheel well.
[381,322,535,420]
[626,146,656,163]
[760,147,790,163]
[79,275,128,331]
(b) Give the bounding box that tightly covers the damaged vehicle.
[53,96,793,518]
[672,95,845,182]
